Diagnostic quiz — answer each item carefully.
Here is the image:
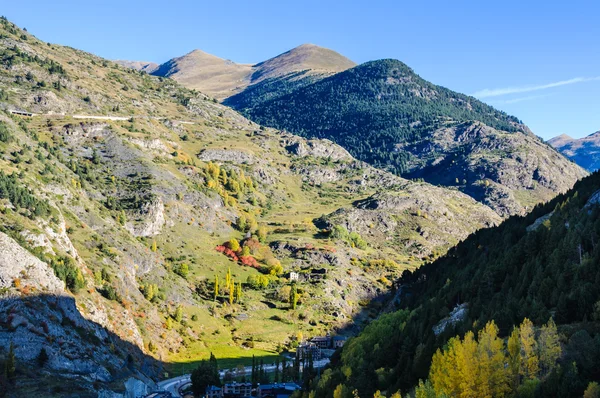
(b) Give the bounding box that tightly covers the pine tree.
[274,357,280,383]
[251,355,256,385]
[37,347,48,368]
[214,274,219,300]
[5,342,15,381]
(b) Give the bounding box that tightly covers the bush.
[100,284,119,301]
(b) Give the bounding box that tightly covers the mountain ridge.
[233,58,587,216]
[128,44,356,100]
[549,130,600,171]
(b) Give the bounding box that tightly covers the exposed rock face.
[125,197,166,237]
[197,148,256,164]
[549,131,600,172]
[0,295,150,389]
[114,60,159,74]
[400,122,588,216]
[0,232,64,292]
[433,303,468,335]
[283,135,353,161]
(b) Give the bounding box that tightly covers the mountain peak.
[251,43,355,83]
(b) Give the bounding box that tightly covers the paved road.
[155,358,330,397]
[8,109,195,125]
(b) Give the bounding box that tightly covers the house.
[333,335,347,348]
[288,271,299,281]
[223,381,252,397]
[257,382,302,398]
[297,342,321,360]
[206,385,224,398]
[310,335,330,349]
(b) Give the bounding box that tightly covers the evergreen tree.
[214,274,219,300]
[37,347,48,368]
[290,283,299,310]
[5,342,15,382]
[274,356,280,383]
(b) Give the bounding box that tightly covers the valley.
[0,9,597,398]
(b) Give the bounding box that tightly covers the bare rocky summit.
[549,130,600,171]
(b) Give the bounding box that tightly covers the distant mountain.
[148,44,355,99]
[114,60,159,73]
[549,131,600,171]
[233,59,587,216]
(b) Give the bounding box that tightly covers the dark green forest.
[235,59,522,175]
[306,171,600,397]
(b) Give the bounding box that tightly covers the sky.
[3,0,599,139]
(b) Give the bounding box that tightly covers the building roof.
[259,382,302,391]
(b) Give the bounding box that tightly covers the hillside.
[148,44,355,100]
[0,17,500,395]
[114,60,159,74]
[232,59,587,216]
[309,171,600,397]
[549,131,600,171]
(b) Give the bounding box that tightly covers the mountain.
[310,170,600,397]
[114,60,159,74]
[151,49,254,99]
[148,44,355,100]
[231,59,587,216]
[549,131,600,171]
[0,18,500,395]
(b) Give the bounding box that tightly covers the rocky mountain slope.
[0,17,499,395]
[309,169,600,397]
[549,131,600,171]
[114,60,159,74]
[141,44,355,100]
[231,58,587,216]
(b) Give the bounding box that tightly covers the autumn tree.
[175,304,183,323]
[229,238,240,252]
[538,317,561,376]
[584,382,600,398]
[236,282,242,303]
[507,326,521,392]
[519,318,539,380]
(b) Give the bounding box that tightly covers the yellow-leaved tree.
[538,317,561,376]
[519,318,539,380]
[507,326,521,392]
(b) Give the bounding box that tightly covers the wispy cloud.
[489,94,551,105]
[473,76,600,98]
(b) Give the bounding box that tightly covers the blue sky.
[3,0,599,139]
